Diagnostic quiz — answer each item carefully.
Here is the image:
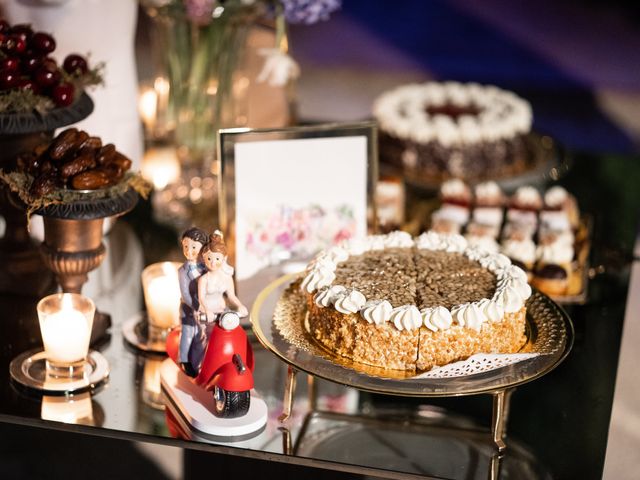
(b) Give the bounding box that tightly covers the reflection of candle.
[38,294,93,364]
[141,147,181,190]
[154,76,170,124]
[139,87,158,134]
[141,357,164,410]
[142,262,181,330]
[41,393,94,425]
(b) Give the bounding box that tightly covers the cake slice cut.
[300,232,530,373]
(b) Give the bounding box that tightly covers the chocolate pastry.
[535,263,568,279]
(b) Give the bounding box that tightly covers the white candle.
[141,147,181,190]
[143,262,181,330]
[39,298,91,363]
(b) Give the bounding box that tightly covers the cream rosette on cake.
[303,230,531,334]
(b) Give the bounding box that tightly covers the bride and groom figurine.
[163,227,265,423]
[177,227,249,378]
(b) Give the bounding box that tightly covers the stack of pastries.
[430,179,583,296]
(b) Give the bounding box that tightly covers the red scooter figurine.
[166,310,254,418]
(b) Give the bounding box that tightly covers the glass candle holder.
[37,293,95,379]
[141,262,181,344]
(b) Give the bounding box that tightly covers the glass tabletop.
[0,152,638,479]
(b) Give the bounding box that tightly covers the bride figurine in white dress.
[197,231,248,324]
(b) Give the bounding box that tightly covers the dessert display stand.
[36,189,138,344]
[278,376,519,480]
[251,273,574,478]
[0,93,94,298]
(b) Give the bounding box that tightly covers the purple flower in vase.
[184,0,217,26]
[281,0,341,25]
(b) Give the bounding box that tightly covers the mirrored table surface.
[0,152,638,479]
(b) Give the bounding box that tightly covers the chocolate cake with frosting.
[373,82,533,180]
[300,231,530,372]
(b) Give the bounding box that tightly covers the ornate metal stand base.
[9,348,109,395]
[278,367,515,452]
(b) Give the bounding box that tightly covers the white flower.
[256,48,300,87]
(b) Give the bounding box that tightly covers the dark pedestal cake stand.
[36,188,139,345]
[0,93,94,297]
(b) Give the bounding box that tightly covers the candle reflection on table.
[41,392,95,426]
[141,356,165,410]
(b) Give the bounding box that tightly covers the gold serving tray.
[251,274,573,397]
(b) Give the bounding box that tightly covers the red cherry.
[16,77,39,94]
[0,57,19,71]
[0,20,9,34]
[9,24,33,41]
[2,35,27,55]
[21,54,43,73]
[32,32,56,54]
[52,82,74,107]
[42,56,58,71]
[0,70,19,90]
[34,66,60,88]
[63,54,88,76]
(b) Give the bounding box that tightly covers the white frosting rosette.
[372,82,533,145]
[302,230,530,333]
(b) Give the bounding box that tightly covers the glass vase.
[145,2,256,174]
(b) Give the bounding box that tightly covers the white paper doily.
[413,353,541,379]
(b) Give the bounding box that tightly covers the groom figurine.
[178,227,209,377]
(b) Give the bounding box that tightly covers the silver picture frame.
[218,121,378,299]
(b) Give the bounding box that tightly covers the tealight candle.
[37,293,95,378]
[142,262,181,336]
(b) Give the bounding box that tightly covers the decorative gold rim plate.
[251,273,574,397]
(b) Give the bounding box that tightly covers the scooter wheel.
[213,385,250,418]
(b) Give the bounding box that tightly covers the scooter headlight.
[220,311,240,331]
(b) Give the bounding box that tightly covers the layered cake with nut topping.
[300,231,530,372]
[373,82,533,180]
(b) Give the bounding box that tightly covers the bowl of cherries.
[0,19,101,114]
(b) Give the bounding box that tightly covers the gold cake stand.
[251,273,573,455]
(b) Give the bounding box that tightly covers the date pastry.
[60,153,96,179]
[15,129,134,197]
[71,170,112,190]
